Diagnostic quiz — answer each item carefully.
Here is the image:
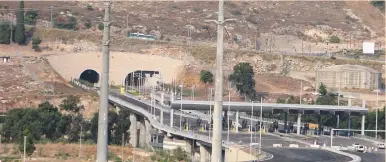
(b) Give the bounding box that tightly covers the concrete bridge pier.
[129,113,138,147]
[170,109,174,128]
[361,114,365,135]
[138,117,151,148]
[297,113,301,135]
[284,112,288,131]
[235,111,239,132]
[199,144,211,162]
[185,139,196,159]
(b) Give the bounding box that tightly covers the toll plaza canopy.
[170,100,368,115]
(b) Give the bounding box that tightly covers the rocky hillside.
[0,1,384,53]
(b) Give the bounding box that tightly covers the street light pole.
[227,87,231,143]
[259,97,262,155]
[250,101,254,161]
[180,84,183,131]
[376,90,379,139]
[204,0,236,160]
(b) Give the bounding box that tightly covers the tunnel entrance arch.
[124,70,161,88]
[79,69,100,84]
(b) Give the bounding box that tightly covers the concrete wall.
[316,70,381,90]
[47,52,185,85]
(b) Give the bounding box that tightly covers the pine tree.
[15,1,25,45]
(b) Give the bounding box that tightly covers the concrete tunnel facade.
[46,52,185,86]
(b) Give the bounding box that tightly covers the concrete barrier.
[273,144,283,147]
[310,145,320,148]
[289,144,299,148]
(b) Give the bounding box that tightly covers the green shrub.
[231,10,242,16]
[54,15,77,30]
[25,10,38,25]
[329,36,340,43]
[32,36,41,50]
[97,23,104,31]
[87,4,94,10]
[84,21,92,29]
[0,22,14,44]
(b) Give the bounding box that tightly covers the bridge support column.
[297,113,301,135]
[235,111,239,132]
[348,113,351,137]
[144,119,151,146]
[138,118,146,148]
[361,114,365,135]
[284,112,288,131]
[160,109,164,125]
[129,114,138,147]
[170,109,174,128]
[160,92,165,105]
[199,145,210,162]
[186,140,195,159]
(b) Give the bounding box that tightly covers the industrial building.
[316,65,381,90]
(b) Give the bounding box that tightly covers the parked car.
[378,143,385,149]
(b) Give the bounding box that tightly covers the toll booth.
[149,130,164,150]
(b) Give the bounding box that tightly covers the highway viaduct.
[72,80,363,162]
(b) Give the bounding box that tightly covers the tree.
[90,108,131,144]
[18,129,35,157]
[98,23,104,31]
[229,62,256,100]
[37,101,62,140]
[54,15,77,30]
[31,36,41,51]
[25,10,38,25]
[84,20,92,29]
[0,22,14,44]
[200,70,213,84]
[60,95,84,115]
[318,83,327,96]
[200,70,213,98]
[15,1,25,44]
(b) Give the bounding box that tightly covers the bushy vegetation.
[25,10,38,25]
[371,1,385,11]
[0,22,15,44]
[98,23,104,31]
[150,147,190,162]
[54,15,77,30]
[328,35,340,43]
[1,95,131,157]
[229,62,257,100]
[32,36,41,51]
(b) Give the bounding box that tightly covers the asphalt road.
[342,151,385,162]
[263,148,352,162]
[112,92,358,162]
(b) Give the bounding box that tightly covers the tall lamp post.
[179,84,183,131]
[204,0,236,160]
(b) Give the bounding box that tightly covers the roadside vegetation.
[0,95,131,159]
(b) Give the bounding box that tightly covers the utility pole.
[79,124,83,159]
[204,0,235,160]
[96,2,111,162]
